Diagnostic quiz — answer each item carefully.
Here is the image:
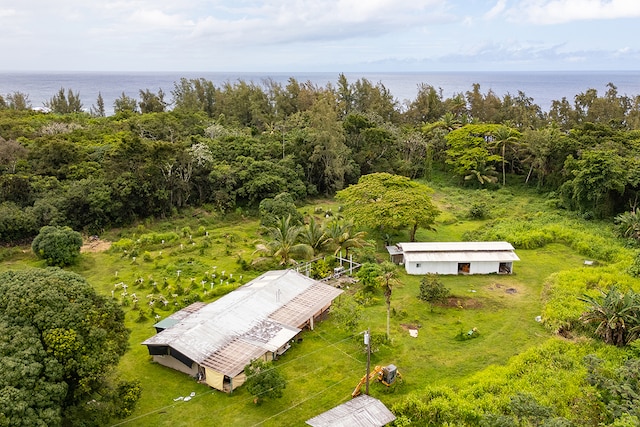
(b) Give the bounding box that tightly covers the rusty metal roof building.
[306,395,396,427]
[142,269,343,378]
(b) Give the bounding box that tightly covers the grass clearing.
[1,183,629,426]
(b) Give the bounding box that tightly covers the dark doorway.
[458,263,470,274]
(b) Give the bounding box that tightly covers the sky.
[1,0,639,72]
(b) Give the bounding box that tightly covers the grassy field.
[0,183,615,426]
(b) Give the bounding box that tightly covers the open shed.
[306,395,396,427]
[142,269,342,392]
[386,241,519,275]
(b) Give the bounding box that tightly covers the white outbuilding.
[386,241,519,275]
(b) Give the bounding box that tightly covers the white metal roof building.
[142,269,343,392]
[386,241,519,275]
[306,395,396,427]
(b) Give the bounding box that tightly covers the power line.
[109,331,362,426]
[249,376,351,427]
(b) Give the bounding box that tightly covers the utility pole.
[364,328,371,395]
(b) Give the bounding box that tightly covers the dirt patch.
[439,296,483,309]
[488,282,519,295]
[400,323,421,330]
[81,238,112,253]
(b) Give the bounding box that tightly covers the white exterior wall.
[469,261,500,275]
[406,261,458,275]
[406,261,506,275]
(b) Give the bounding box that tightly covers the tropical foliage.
[579,287,640,346]
[0,268,135,426]
[31,225,83,266]
[244,359,287,404]
[336,172,439,241]
[2,77,640,242]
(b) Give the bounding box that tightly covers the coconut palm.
[579,287,640,347]
[298,216,330,255]
[492,125,520,186]
[324,219,369,256]
[378,261,400,340]
[254,215,313,265]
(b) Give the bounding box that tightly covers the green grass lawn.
[0,184,616,426]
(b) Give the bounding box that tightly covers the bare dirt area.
[441,296,483,309]
[80,238,112,253]
[488,282,520,295]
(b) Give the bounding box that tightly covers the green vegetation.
[336,172,440,242]
[1,184,639,426]
[0,268,134,426]
[244,359,287,404]
[31,225,83,266]
[2,76,640,425]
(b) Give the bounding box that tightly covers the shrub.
[468,202,489,219]
[418,274,450,304]
[31,225,83,266]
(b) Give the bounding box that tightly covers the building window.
[416,263,421,268]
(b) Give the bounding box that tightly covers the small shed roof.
[306,395,396,427]
[143,270,342,374]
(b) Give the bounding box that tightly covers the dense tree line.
[1,75,640,243]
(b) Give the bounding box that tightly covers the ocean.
[1,70,640,116]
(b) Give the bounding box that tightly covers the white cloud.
[0,8,16,18]
[484,0,507,19]
[512,0,640,24]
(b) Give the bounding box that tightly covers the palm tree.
[579,287,640,347]
[492,125,520,186]
[464,162,499,185]
[254,215,313,265]
[324,219,369,256]
[298,216,330,255]
[378,261,400,340]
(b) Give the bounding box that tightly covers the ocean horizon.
[2,70,640,115]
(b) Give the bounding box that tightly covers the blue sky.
[1,0,639,72]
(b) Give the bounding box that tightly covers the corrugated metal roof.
[385,245,403,256]
[306,395,396,427]
[142,269,342,373]
[202,339,270,377]
[404,250,520,263]
[270,283,343,326]
[398,241,515,252]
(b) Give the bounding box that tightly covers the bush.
[418,274,450,304]
[244,359,286,404]
[31,225,83,266]
[468,202,489,219]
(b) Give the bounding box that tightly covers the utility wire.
[109,332,361,426]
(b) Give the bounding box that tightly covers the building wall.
[405,261,458,275]
[405,261,504,275]
[231,373,247,391]
[469,261,500,274]
[205,368,225,391]
[152,355,199,376]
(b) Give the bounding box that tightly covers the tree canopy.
[0,268,135,426]
[2,77,640,244]
[336,172,440,241]
[31,225,83,267]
